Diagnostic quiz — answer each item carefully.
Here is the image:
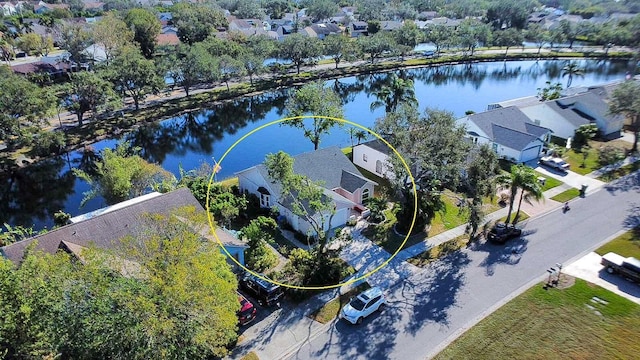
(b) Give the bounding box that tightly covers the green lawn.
[239,351,259,360]
[534,171,563,191]
[550,188,581,202]
[497,212,529,224]
[595,230,640,259]
[434,279,640,360]
[308,283,371,324]
[598,161,640,182]
[564,139,630,175]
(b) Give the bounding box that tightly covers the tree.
[424,24,454,56]
[497,164,542,225]
[240,216,278,272]
[124,8,161,58]
[323,34,358,69]
[369,73,417,114]
[457,19,492,56]
[0,35,15,64]
[65,71,118,125]
[92,13,135,65]
[73,142,173,206]
[172,3,228,45]
[465,143,501,201]
[572,123,597,151]
[548,27,567,49]
[16,33,53,56]
[165,43,217,96]
[264,0,294,19]
[239,51,263,86]
[358,32,394,63]
[283,81,344,150]
[609,81,640,152]
[559,19,578,48]
[265,151,336,248]
[0,67,55,145]
[106,46,163,110]
[526,24,549,55]
[493,28,524,56]
[486,0,535,29]
[279,33,322,74]
[235,0,266,19]
[562,61,585,88]
[537,81,563,101]
[375,105,470,230]
[394,20,422,59]
[305,0,339,22]
[217,54,245,92]
[56,22,91,62]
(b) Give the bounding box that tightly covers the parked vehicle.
[239,272,284,307]
[600,252,640,282]
[487,223,522,244]
[237,292,257,325]
[539,156,570,172]
[422,50,435,57]
[340,287,385,325]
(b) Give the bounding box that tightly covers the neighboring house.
[1,1,25,16]
[276,24,295,40]
[379,20,403,31]
[161,25,178,35]
[457,106,551,163]
[11,60,74,78]
[236,147,376,235]
[0,188,248,268]
[156,33,180,46]
[350,21,367,37]
[33,1,69,14]
[303,23,341,39]
[353,139,395,180]
[520,91,624,140]
[82,43,107,63]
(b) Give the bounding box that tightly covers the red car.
[238,293,257,326]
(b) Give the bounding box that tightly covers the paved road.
[283,173,640,360]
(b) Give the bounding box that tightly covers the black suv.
[239,273,284,307]
[487,223,522,244]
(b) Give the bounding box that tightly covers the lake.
[1,59,633,231]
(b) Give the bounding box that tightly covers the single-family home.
[457,106,552,163]
[302,23,341,39]
[276,24,295,40]
[379,20,403,32]
[236,147,376,234]
[0,1,25,16]
[350,21,368,37]
[352,139,395,180]
[0,188,248,268]
[33,1,69,14]
[519,91,624,140]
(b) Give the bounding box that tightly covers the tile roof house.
[457,106,551,163]
[236,147,376,235]
[0,188,248,268]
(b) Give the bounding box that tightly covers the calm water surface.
[2,59,633,230]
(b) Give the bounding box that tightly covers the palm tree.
[512,168,543,224]
[354,130,368,145]
[562,62,585,88]
[369,73,418,113]
[496,165,529,225]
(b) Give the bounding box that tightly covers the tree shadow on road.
[623,203,640,230]
[469,236,530,276]
[400,251,471,335]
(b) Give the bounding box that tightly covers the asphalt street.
[283,172,640,360]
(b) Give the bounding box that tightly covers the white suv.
[340,287,385,325]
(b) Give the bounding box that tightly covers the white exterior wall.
[353,145,394,179]
[573,102,623,137]
[520,104,577,139]
[237,168,271,201]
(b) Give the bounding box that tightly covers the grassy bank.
[595,230,640,259]
[434,279,640,359]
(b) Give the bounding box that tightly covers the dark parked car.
[237,292,257,325]
[487,223,522,244]
[239,272,284,307]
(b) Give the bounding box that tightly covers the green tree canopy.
[64,71,119,125]
[56,22,91,62]
[124,8,161,58]
[284,81,344,150]
[105,46,163,110]
[278,33,322,74]
[92,13,135,64]
[609,80,640,152]
[173,3,228,45]
[73,143,174,206]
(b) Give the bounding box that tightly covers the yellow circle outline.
[206,116,417,290]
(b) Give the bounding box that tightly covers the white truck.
[600,252,640,283]
[539,156,570,172]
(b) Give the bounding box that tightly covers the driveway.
[563,251,640,305]
[535,165,604,194]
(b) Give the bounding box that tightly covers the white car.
[539,156,570,172]
[340,287,385,325]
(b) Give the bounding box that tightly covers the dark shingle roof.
[359,139,391,155]
[467,106,550,150]
[556,92,622,125]
[0,188,243,264]
[340,170,369,193]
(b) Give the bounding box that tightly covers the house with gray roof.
[0,188,248,268]
[519,90,624,140]
[236,147,376,235]
[457,106,551,163]
[302,23,341,39]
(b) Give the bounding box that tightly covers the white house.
[352,139,395,179]
[236,147,376,235]
[457,106,551,163]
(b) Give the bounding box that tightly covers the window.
[362,188,370,201]
[363,153,368,162]
[375,160,382,174]
[260,193,271,207]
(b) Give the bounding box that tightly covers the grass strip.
[407,234,470,268]
[595,229,640,259]
[550,188,581,202]
[309,282,371,324]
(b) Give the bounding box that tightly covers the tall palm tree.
[512,168,543,224]
[369,73,418,113]
[496,164,529,225]
[562,62,585,88]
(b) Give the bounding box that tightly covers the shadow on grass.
[605,171,640,194]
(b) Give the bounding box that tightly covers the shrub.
[31,130,66,157]
[598,145,625,167]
